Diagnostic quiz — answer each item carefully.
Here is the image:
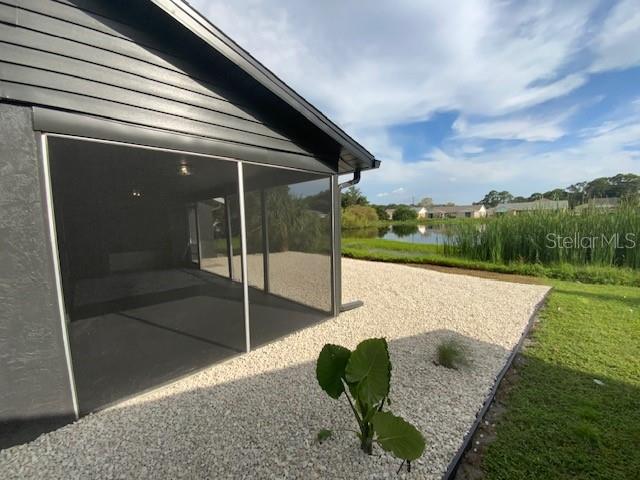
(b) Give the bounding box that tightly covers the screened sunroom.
[0,0,379,445]
[47,135,335,413]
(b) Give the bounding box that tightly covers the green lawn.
[340,238,640,479]
[483,280,640,480]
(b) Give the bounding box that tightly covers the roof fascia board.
[148,0,377,170]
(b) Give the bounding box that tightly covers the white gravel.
[0,259,549,479]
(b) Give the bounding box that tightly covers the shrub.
[393,205,418,222]
[374,205,390,221]
[435,339,468,369]
[316,338,425,467]
[341,186,369,209]
[342,205,379,229]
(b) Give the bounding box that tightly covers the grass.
[435,339,469,369]
[447,203,640,268]
[341,237,640,479]
[482,280,640,480]
[342,237,640,286]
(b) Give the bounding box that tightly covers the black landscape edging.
[440,289,551,480]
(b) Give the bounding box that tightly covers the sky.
[192,0,640,205]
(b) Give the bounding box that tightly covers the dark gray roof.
[149,0,380,173]
[425,205,485,213]
[495,199,569,212]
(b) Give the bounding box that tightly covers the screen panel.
[47,136,246,413]
[242,163,333,347]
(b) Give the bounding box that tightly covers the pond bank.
[342,237,640,287]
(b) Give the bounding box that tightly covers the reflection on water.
[345,224,453,245]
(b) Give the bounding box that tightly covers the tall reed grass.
[444,200,640,268]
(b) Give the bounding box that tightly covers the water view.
[345,224,452,245]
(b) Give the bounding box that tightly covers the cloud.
[452,117,564,142]
[452,107,579,142]
[365,113,640,203]
[192,0,597,130]
[459,144,485,154]
[590,0,640,73]
[191,0,640,203]
[376,187,405,198]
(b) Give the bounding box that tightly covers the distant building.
[490,199,569,216]
[424,204,486,219]
[385,208,396,220]
[412,206,427,219]
[574,197,619,213]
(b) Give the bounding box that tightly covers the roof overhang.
[148,0,380,174]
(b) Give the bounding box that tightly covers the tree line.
[341,186,418,226]
[476,173,640,208]
[340,173,640,227]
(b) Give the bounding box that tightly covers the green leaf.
[347,381,359,403]
[316,344,351,399]
[344,338,391,406]
[372,411,425,461]
[316,429,333,444]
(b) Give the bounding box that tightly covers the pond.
[344,224,453,245]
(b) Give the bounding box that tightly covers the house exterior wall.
[473,206,487,218]
[425,206,485,218]
[415,207,427,219]
[0,104,76,441]
[0,0,354,444]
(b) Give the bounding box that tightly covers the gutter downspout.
[337,168,364,313]
[338,168,361,190]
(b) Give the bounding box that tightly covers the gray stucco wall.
[0,103,75,443]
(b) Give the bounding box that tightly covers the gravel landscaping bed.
[0,259,549,479]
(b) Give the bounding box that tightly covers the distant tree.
[566,174,640,202]
[393,205,418,221]
[478,190,513,207]
[342,205,378,229]
[542,188,568,201]
[610,173,640,198]
[497,191,514,204]
[479,173,640,210]
[304,189,332,212]
[528,192,543,201]
[566,181,588,207]
[373,205,389,220]
[512,196,528,203]
[418,197,433,207]
[341,186,368,209]
[585,177,611,198]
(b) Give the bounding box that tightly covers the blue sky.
[193,0,640,204]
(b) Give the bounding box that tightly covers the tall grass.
[445,200,640,268]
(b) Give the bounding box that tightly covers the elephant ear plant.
[316,338,425,469]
